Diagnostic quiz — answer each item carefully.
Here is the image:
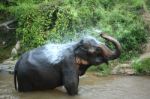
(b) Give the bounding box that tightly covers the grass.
[132,58,150,75]
[88,64,111,76]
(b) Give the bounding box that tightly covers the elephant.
[14,33,121,95]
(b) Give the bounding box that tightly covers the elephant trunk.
[99,33,121,60]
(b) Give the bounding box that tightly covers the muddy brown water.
[0,72,150,99]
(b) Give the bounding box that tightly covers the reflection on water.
[0,72,150,99]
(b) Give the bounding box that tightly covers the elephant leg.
[18,74,33,92]
[21,81,33,92]
[63,69,79,96]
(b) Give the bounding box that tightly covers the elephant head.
[74,32,121,76]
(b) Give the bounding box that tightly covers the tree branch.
[0,19,17,30]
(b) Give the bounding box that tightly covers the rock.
[124,69,135,75]
[111,64,135,75]
[140,52,150,60]
[11,47,17,58]
[10,41,21,58]
[15,41,20,51]
[2,41,6,45]
[2,58,17,65]
[0,58,16,74]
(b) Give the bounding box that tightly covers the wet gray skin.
[0,72,150,99]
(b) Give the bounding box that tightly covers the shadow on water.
[0,72,150,99]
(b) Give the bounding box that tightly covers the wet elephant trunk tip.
[99,32,121,60]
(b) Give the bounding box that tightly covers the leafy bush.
[4,0,149,59]
[132,58,150,74]
[88,64,111,76]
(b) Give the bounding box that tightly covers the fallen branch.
[0,19,17,30]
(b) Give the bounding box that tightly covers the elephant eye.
[80,46,89,52]
[83,44,91,50]
[95,47,101,53]
[85,43,90,47]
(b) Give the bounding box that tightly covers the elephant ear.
[74,40,89,60]
[74,49,88,60]
[74,40,90,71]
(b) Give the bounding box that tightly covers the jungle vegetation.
[0,0,150,74]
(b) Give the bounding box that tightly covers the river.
[0,72,150,99]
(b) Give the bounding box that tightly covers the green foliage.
[0,3,5,10]
[3,0,149,59]
[132,58,150,74]
[88,64,111,76]
[145,0,150,10]
[96,3,148,60]
[9,3,46,50]
[0,47,13,63]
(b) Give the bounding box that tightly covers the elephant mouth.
[75,57,89,76]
